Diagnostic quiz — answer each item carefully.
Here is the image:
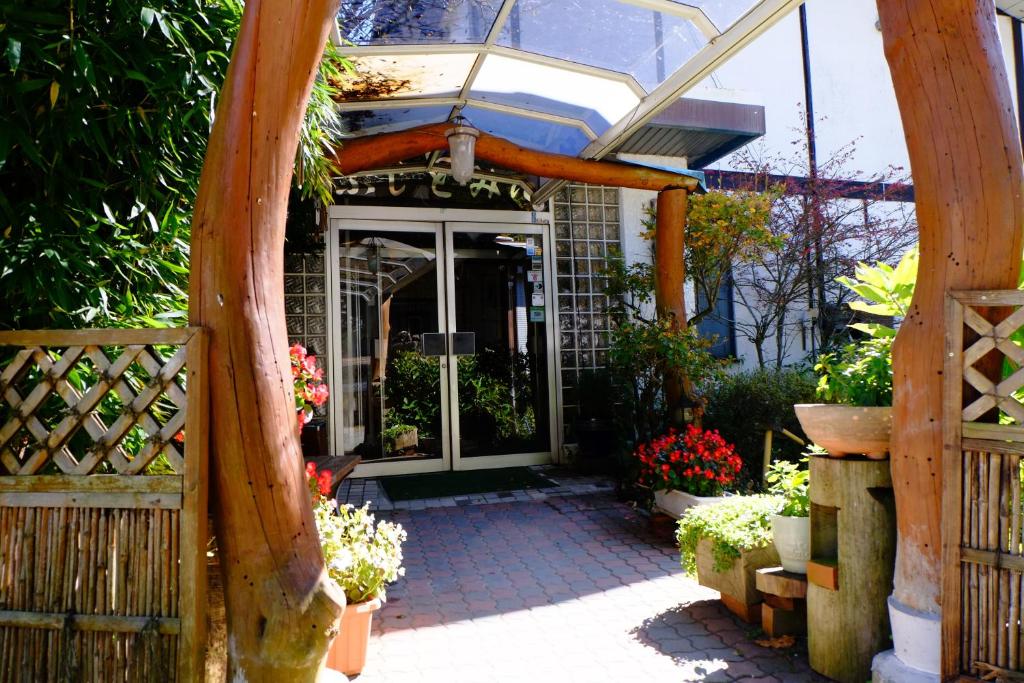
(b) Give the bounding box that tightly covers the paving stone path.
[349,490,829,682]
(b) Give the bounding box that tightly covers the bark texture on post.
[655,188,689,421]
[877,0,1024,616]
[188,1,344,679]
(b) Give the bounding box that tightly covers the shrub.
[676,494,783,574]
[633,426,742,496]
[814,336,893,407]
[702,368,817,489]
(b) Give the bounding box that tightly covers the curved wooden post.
[188,1,345,679]
[332,123,700,192]
[877,0,1024,657]
[655,188,690,424]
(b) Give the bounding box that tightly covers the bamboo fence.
[944,292,1024,680]
[0,328,208,682]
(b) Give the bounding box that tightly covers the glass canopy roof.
[334,0,792,200]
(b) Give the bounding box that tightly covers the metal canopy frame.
[334,0,802,205]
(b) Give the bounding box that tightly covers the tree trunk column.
[188,0,345,679]
[654,187,689,424]
[876,0,1024,677]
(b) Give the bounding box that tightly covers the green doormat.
[381,467,556,502]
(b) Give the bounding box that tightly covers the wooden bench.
[304,455,361,496]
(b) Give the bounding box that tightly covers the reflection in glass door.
[446,227,552,468]
[333,224,449,474]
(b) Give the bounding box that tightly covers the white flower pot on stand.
[771,514,810,574]
[654,489,722,519]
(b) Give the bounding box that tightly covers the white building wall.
[612,2,1022,370]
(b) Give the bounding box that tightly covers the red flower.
[317,471,332,496]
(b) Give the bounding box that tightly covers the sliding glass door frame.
[444,222,558,472]
[326,206,559,479]
[326,218,451,478]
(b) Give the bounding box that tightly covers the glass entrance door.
[330,218,556,477]
[332,221,451,476]
[445,224,555,471]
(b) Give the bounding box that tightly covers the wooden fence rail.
[0,328,207,682]
[943,293,1024,680]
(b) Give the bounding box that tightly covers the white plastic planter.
[653,489,722,519]
[771,514,810,574]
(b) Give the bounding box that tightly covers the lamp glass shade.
[446,125,479,185]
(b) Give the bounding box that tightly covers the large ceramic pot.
[794,404,892,459]
[653,489,723,519]
[771,514,810,574]
[325,597,381,676]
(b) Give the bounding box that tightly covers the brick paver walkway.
[353,491,827,682]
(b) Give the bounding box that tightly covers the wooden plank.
[963,422,1024,443]
[0,475,182,493]
[950,291,1024,307]
[944,293,966,679]
[755,566,808,598]
[761,601,806,637]
[304,455,361,494]
[178,328,208,682]
[961,547,1024,572]
[962,438,1024,456]
[719,593,761,624]
[807,559,839,591]
[0,327,198,347]
[0,491,182,509]
[0,609,180,634]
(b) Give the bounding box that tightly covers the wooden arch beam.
[331,123,700,192]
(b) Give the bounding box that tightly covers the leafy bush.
[814,336,893,407]
[676,495,783,574]
[385,349,536,443]
[765,457,809,517]
[702,368,817,489]
[835,247,917,339]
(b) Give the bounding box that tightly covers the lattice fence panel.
[0,329,207,683]
[944,292,1024,680]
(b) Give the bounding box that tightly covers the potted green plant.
[382,416,418,455]
[765,456,810,574]
[795,336,893,458]
[306,463,406,676]
[795,250,915,459]
[634,425,742,518]
[677,494,782,611]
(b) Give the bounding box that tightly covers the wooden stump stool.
[755,567,807,636]
[806,456,896,683]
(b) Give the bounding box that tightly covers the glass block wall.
[552,184,622,441]
[284,251,329,377]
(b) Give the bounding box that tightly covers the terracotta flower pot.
[653,489,724,519]
[771,514,810,574]
[794,404,891,459]
[325,597,381,676]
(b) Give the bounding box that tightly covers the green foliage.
[604,255,725,443]
[683,190,780,324]
[765,457,809,517]
[835,247,918,339]
[385,350,535,443]
[815,336,893,407]
[315,501,406,604]
[381,415,416,454]
[0,0,345,330]
[676,495,783,574]
[703,368,818,490]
